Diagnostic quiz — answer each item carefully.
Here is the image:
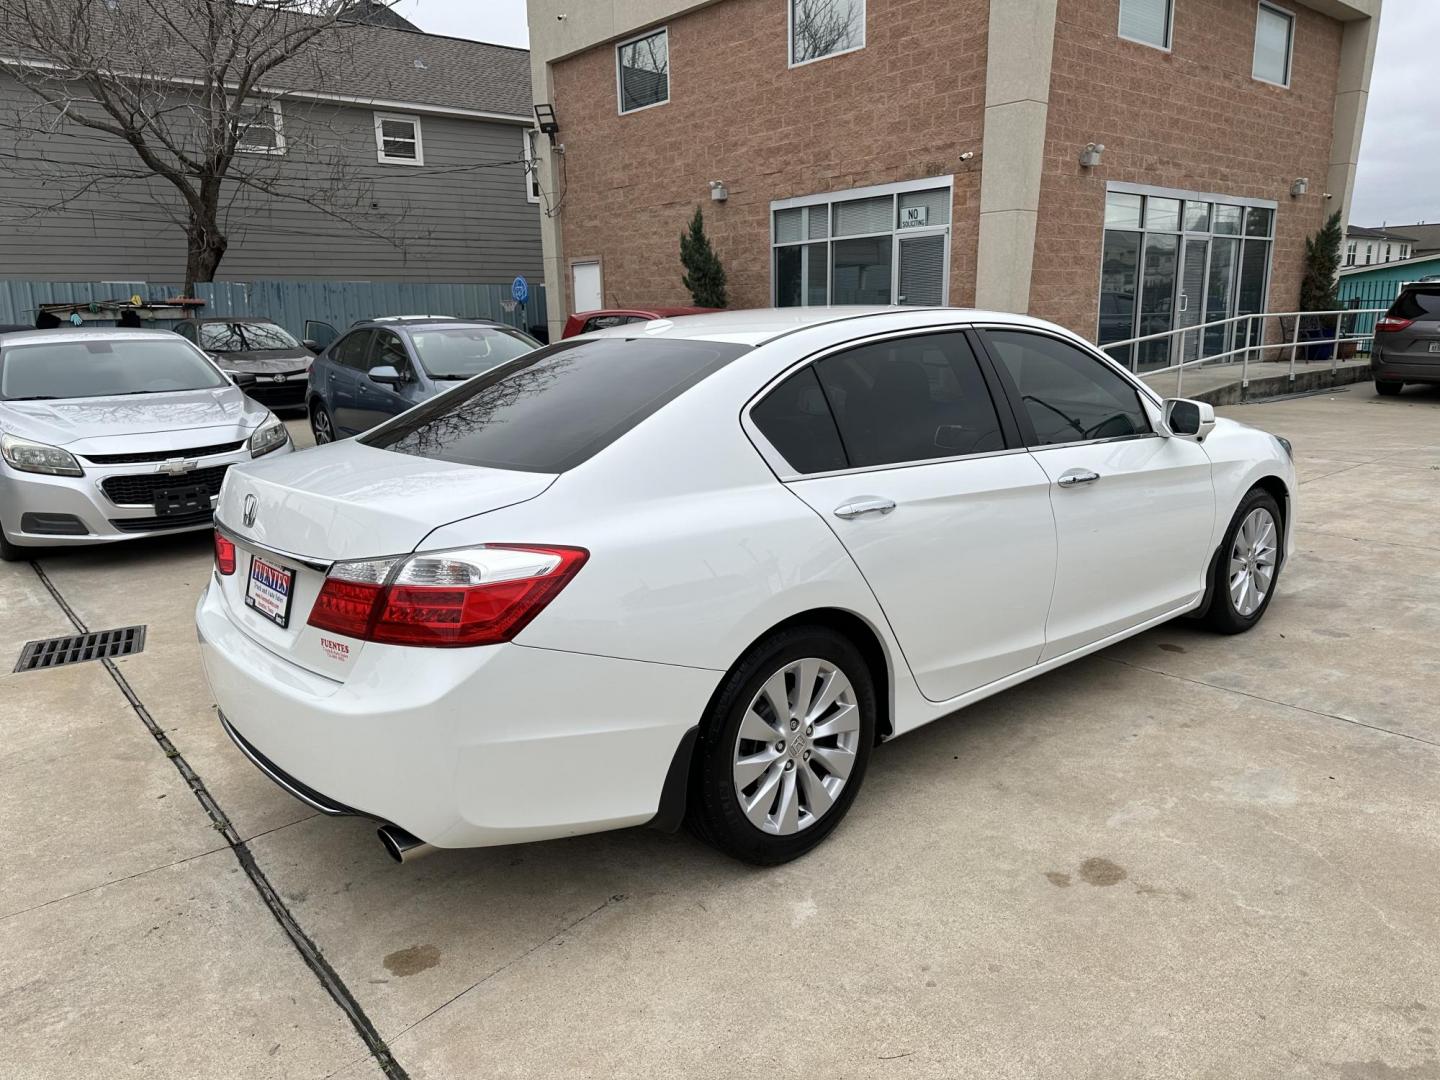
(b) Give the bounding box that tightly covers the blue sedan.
[306,319,542,444]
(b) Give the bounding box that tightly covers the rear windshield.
[408,326,539,379]
[361,337,748,472]
[0,338,228,400]
[1390,287,1440,321]
[200,322,300,351]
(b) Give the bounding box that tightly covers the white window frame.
[374,112,424,166]
[1252,1,1295,88]
[236,100,286,155]
[788,0,867,69]
[1117,0,1174,52]
[522,128,541,204]
[615,27,670,115]
[1345,241,1357,267]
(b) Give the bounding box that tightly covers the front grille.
[101,463,230,506]
[109,508,215,533]
[15,626,146,672]
[82,441,245,465]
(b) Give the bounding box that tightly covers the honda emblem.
[243,494,258,528]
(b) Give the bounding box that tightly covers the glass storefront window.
[1098,230,1142,367]
[1137,233,1179,369]
[831,236,893,305]
[1105,193,1143,229]
[1213,205,1243,235]
[1145,197,1181,231]
[1245,206,1274,237]
[1184,201,1212,232]
[775,245,803,307]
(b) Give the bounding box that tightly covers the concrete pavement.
[3,386,1438,1079]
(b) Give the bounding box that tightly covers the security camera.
[1323,192,1334,200]
[556,13,566,19]
[959,151,975,162]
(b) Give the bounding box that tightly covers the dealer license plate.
[245,555,296,629]
[1428,341,1439,353]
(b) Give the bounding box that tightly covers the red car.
[561,306,719,339]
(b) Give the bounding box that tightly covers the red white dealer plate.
[245,556,295,629]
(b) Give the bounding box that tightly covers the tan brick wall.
[1032,0,1344,340]
[551,0,988,314]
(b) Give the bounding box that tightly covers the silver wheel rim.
[1229,507,1278,617]
[732,657,861,836]
[312,409,332,444]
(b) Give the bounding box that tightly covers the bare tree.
[790,0,864,64]
[0,0,416,291]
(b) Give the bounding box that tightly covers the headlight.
[1275,435,1293,460]
[248,417,289,458]
[0,433,83,476]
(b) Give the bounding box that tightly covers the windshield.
[408,326,540,379]
[199,321,301,351]
[362,337,748,472]
[0,338,229,400]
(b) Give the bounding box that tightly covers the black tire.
[0,524,26,562]
[309,400,337,444]
[1204,487,1284,634]
[1375,380,1403,397]
[687,625,876,865]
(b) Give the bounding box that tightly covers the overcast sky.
[395,0,1433,227]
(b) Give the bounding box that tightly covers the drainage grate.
[14,626,147,672]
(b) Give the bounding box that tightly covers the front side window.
[813,332,1005,468]
[984,330,1150,446]
[332,331,373,369]
[1119,0,1173,49]
[408,326,539,380]
[362,337,748,473]
[374,113,423,164]
[617,28,669,113]
[1253,2,1294,86]
[0,339,227,400]
[369,331,410,375]
[790,0,865,65]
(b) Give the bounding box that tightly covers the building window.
[1384,243,1392,263]
[1118,0,1173,50]
[1364,244,1373,265]
[1345,241,1357,267]
[235,100,284,155]
[1252,2,1294,86]
[522,128,541,203]
[790,0,866,66]
[772,177,951,307]
[1099,184,1276,372]
[616,28,669,113]
[374,113,423,165]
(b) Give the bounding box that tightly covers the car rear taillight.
[307,545,588,647]
[1376,316,1414,333]
[214,531,236,576]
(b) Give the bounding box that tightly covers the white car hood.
[1,386,267,453]
[217,439,557,561]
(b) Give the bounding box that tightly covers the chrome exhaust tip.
[377,824,434,864]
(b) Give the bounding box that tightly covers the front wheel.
[1204,488,1284,634]
[0,526,25,562]
[688,626,876,865]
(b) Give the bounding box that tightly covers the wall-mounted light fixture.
[534,103,560,144]
[1079,142,1105,168]
[709,179,728,202]
[1290,177,1309,198]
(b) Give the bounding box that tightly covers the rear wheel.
[310,400,336,444]
[1375,380,1404,397]
[1204,488,1283,634]
[688,626,875,865]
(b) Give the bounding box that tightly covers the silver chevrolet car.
[0,328,291,560]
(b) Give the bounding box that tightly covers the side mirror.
[369,365,404,386]
[302,339,322,354]
[1163,398,1216,442]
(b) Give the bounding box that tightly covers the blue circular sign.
[511,276,529,305]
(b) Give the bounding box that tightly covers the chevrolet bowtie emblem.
[157,458,198,477]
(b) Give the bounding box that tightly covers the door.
[751,330,1058,703]
[896,232,947,306]
[980,329,1214,660]
[327,330,374,436]
[351,330,416,432]
[1175,237,1208,363]
[304,320,338,351]
[573,261,602,312]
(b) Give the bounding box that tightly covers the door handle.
[1056,469,1100,488]
[833,497,896,520]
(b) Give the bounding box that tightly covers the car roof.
[574,306,717,319]
[579,306,1068,346]
[354,318,507,331]
[185,315,281,324]
[0,327,184,346]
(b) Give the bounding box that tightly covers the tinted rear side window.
[751,367,848,475]
[362,337,748,472]
[1391,288,1440,320]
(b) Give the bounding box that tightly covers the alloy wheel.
[312,408,333,444]
[1229,507,1277,617]
[732,657,861,836]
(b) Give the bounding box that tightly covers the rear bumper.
[195,577,718,849]
[1371,352,1440,384]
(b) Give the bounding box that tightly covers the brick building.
[525,0,1380,369]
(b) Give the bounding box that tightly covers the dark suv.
[1372,284,1440,396]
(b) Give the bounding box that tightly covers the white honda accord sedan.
[197,307,1294,865]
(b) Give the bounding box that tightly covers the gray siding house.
[0,22,542,285]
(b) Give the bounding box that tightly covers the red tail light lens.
[307,545,587,648]
[214,531,236,576]
[1376,316,1414,333]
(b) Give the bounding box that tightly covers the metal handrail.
[1100,307,1386,397]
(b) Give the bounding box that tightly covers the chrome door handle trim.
[833,497,897,520]
[1056,469,1100,488]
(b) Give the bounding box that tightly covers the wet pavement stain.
[1158,643,1187,653]
[1078,858,1128,887]
[383,944,441,977]
[1044,871,1072,888]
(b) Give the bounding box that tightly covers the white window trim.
[788,0,867,69]
[1252,1,1295,89]
[236,100,285,155]
[1117,0,1174,53]
[615,26,670,115]
[522,128,541,204]
[374,111,424,166]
